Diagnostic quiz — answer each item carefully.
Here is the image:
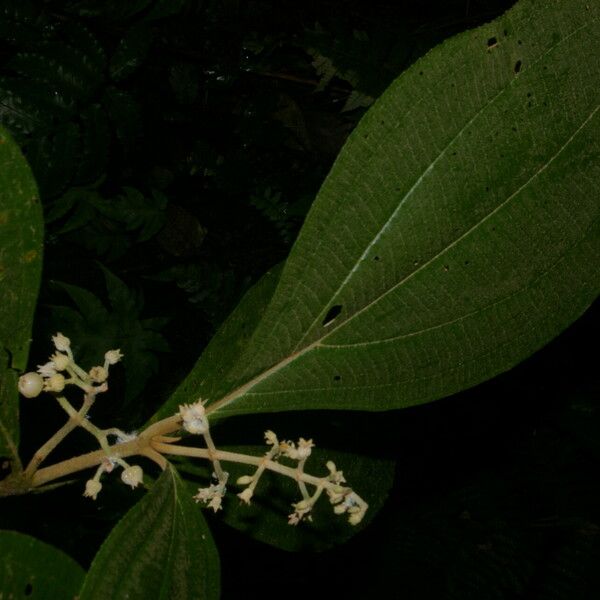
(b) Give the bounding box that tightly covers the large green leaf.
[0,125,42,464]
[0,530,85,599]
[79,465,220,600]
[157,0,600,420]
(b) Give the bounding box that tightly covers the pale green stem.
[151,441,351,497]
[297,457,310,500]
[24,395,95,478]
[201,427,227,483]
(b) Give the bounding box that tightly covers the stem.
[24,395,95,478]
[31,438,142,487]
[201,427,227,482]
[152,441,341,493]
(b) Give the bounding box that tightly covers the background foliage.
[1,0,599,598]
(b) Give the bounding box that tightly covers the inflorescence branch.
[6,334,368,527]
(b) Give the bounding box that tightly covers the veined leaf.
[79,465,220,600]
[157,0,600,420]
[0,125,42,464]
[0,530,85,599]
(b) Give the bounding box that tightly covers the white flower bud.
[89,366,108,383]
[51,353,70,371]
[43,374,66,393]
[237,487,254,504]
[348,512,364,526]
[121,465,144,488]
[104,349,123,365]
[236,475,254,485]
[52,332,71,352]
[18,372,44,398]
[83,479,102,500]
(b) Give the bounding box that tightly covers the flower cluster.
[193,474,229,512]
[17,334,144,501]
[235,430,368,526]
[17,333,368,531]
[18,332,123,399]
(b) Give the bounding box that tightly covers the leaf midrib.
[292,20,589,353]
[206,20,597,417]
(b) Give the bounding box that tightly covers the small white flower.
[43,373,66,393]
[18,372,44,398]
[288,499,313,526]
[121,465,144,488]
[326,461,346,485]
[51,352,70,371]
[237,487,254,504]
[83,479,102,500]
[104,349,123,365]
[264,430,278,446]
[52,332,71,352]
[89,366,108,383]
[179,402,208,435]
[37,362,57,378]
[296,438,314,460]
[281,437,314,461]
[194,475,228,512]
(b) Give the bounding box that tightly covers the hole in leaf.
[487,36,498,48]
[514,60,522,73]
[443,265,450,272]
[333,375,341,382]
[419,70,424,75]
[25,583,33,596]
[464,260,470,266]
[517,39,523,45]
[374,256,380,261]
[322,305,342,327]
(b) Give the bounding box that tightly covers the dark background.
[2,1,600,598]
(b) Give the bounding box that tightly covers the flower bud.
[43,374,66,393]
[89,366,108,383]
[236,475,254,486]
[18,372,44,398]
[121,465,144,488]
[237,488,254,504]
[52,332,71,352]
[51,353,70,371]
[83,479,102,500]
[104,349,123,365]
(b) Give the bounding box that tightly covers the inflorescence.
[17,334,368,527]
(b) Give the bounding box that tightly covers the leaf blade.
[79,465,220,600]
[165,0,599,418]
[0,530,85,600]
[0,125,43,462]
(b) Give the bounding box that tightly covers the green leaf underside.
[79,465,220,600]
[156,0,600,421]
[0,530,85,599]
[178,444,395,552]
[0,125,43,460]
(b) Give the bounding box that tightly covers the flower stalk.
[2,334,368,527]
